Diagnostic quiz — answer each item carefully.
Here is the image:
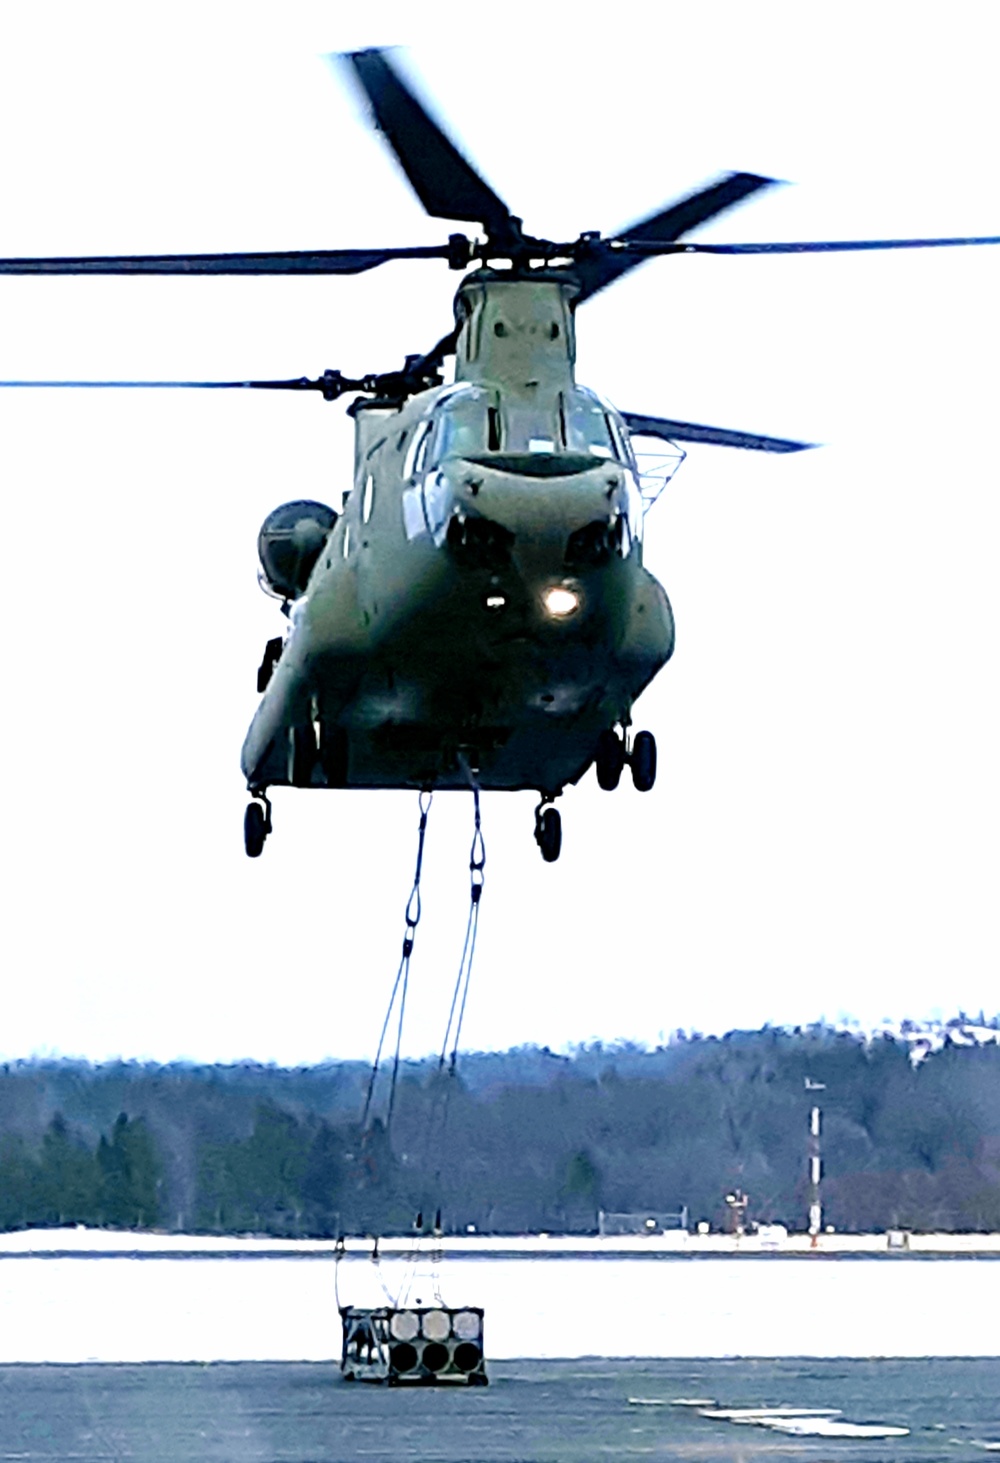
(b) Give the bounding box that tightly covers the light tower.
[805,1077,826,1243]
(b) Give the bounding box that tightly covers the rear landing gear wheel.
[244,801,267,858]
[630,730,657,792]
[595,728,626,790]
[534,805,562,863]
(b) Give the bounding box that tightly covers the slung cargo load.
[340,1305,487,1386]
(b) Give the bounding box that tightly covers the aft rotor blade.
[623,411,813,453]
[410,327,460,374]
[575,173,777,302]
[0,245,451,275]
[344,49,517,244]
[619,234,1000,257]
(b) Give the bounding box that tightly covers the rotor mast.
[453,270,578,392]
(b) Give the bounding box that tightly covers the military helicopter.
[2,50,998,864]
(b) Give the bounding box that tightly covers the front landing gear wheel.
[595,729,626,791]
[630,730,657,792]
[244,801,267,858]
[534,805,562,863]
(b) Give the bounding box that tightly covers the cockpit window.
[563,388,618,459]
[425,385,492,466]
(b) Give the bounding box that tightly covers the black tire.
[537,806,562,863]
[318,724,349,787]
[630,730,657,792]
[289,724,317,786]
[244,802,266,858]
[595,728,625,791]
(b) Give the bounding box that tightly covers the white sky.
[1,2,997,1065]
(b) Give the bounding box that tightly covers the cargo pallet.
[340,1305,487,1385]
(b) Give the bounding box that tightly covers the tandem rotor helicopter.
[3,50,998,864]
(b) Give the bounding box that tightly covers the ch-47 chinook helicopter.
[2,50,998,863]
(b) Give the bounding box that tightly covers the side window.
[403,420,432,480]
[362,472,375,524]
[422,471,450,537]
[623,474,644,547]
[606,413,633,467]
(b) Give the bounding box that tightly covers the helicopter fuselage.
[241,272,674,797]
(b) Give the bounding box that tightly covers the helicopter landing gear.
[318,723,349,787]
[289,724,318,786]
[534,799,562,863]
[256,637,283,694]
[630,730,657,792]
[244,792,272,858]
[595,728,626,790]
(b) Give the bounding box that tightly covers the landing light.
[542,585,580,618]
[484,592,507,612]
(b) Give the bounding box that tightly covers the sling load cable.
[358,791,432,1310]
[334,1230,399,1313]
[398,772,486,1308]
[334,1232,398,1315]
[361,790,432,1135]
[432,778,485,1302]
[440,761,486,1077]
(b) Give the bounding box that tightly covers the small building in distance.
[598,1209,688,1236]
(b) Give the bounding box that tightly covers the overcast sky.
[1,2,997,1065]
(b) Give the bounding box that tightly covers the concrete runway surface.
[2,1357,999,1461]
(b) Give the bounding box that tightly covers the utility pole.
[805,1077,825,1243]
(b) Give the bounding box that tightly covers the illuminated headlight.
[542,584,581,618]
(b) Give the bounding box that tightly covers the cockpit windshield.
[422,382,634,471]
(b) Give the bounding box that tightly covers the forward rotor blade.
[623,411,813,453]
[344,49,516,244]
[0,245,451,276]
[0,376,355,394]
[618,234,1000,257]
[574,173,777,303]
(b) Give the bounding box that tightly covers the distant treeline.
[3,1025,1000,1236]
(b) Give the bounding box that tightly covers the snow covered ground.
[2,1230,1000,1363]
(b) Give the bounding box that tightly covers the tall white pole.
[808,1103,822,1241]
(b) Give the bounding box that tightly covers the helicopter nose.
[446,511,514,571]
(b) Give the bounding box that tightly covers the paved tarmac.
[2,1357,999,1461]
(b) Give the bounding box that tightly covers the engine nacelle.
[257,499,337,601]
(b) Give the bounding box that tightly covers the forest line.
[3,1024,1000,1235]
